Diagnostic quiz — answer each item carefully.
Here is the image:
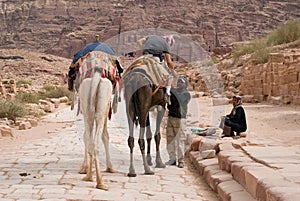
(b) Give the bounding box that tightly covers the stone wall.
[0,79,16,96]
[240,51,300,105]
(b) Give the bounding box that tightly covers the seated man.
[137,35,176,102]
[223,96,247,137]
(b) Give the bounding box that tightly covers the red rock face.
[0,0,299,59]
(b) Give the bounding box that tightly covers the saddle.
[68,51,123,91]
[123,54,171,87]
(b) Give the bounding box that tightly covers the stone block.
[218,150,247,173]
[59,96,69,103]
[201,150,216,159]
[19,121,32,130]
[268,96,281,105]
[288,83,299,95]
[190,136,204,151]
[256,176,294,201]
[189,151,200,164]
[0,125,14,137]
[26,119,38,127]
[292,96,300,105]
[279,84,289,95]
[266,187,300,201]
[39,101,55,113]
[49,98,60,108]
[219,141,235,151]
[231,162,260,189]
[243,166,277,198]
[226,155,252,173]
[287,72,298,83]
[282,95,292,104]
[217,150,237,171]
[270,83,280,96]
[269,53,284,63]
[203,164,220,187]
[230,191,256,201]
[217,180,244,201]
[208,171,232,192]
[199,138,218,152]
[253,95,263,102]
[262,84,269,95]
[6,93,16,101]
[197,158,219,175]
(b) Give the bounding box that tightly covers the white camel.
[77,70,116,190]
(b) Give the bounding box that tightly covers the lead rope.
[152,85,160,96]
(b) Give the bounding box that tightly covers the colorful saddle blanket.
[123,55,171,87]
[77,51,121,85]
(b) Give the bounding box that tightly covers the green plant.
[232,19,300,64]
[16,92,40,104]
[0,99,28,122]
[16,80,32,86]
[232,38,267,62]
[43,86,73,100]
[43,85,56,91]
[267,19,300,46]
[253,47,274,65]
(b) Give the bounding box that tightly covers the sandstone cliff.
[0,0,299,59]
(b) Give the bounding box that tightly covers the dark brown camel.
[123,68,167,177]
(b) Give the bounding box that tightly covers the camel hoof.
[144,171,154,175]
[96,184,108,191]
[146,155,153,166]
[155,162,166,168]
[106,167,117,173]
[127,173,137,177]
[78,169,87,174]
[82,176,93,182]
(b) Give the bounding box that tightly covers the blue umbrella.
[72,40,116,63]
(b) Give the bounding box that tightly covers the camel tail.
[90,71,101,113]
[132,91,140,127]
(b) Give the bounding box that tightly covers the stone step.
[217,180,256,201]
[189,135,300,201]
[216,143,300,200]
[189,151,255,201]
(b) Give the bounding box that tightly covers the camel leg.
[79,148,88,174]
[127,106,136,177]
[82,154,93,182]
[102,119,116,173]
[94,121,108,190]
[127,136,136,177]
[146,115,153,166]
[155,108,166,168]
[95,156,108,190]
[80,111,94,175]
[93,79,112,189]
[139,127,154,175]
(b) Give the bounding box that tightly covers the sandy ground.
[0,105,74,152]
[187,96,300,146]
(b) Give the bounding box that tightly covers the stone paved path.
[0,99,218,201]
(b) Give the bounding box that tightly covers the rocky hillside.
[0,0,299,59]
[0,49,70,89]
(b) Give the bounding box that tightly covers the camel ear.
[115,60,124,73]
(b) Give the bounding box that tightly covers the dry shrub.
[0,99,28,122]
